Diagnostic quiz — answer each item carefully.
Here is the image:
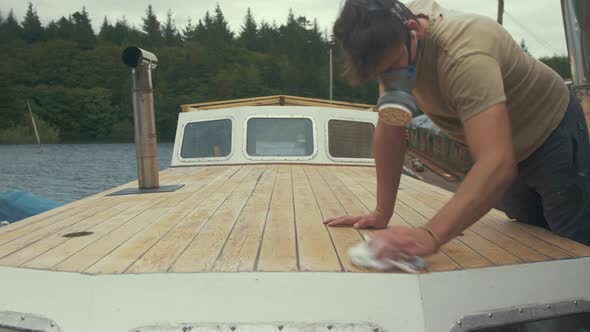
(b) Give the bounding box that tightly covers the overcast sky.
[2,0,567,58]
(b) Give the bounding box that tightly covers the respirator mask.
[369,0,421,126]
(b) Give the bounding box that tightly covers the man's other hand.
[324,211,390,229]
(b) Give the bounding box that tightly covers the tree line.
[0,3,572,143]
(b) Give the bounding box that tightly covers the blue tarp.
[0,191,63,223]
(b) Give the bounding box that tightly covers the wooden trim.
[181,95,376,112]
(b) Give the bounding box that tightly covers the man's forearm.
[428,153,517,244]
[374,121,406,218]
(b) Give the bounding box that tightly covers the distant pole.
[329,47,333,100]
[26,100,41,149]
[497,0,504,25]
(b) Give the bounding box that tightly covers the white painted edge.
[0,268,423,332]
[2,258,589,332]
[419,257,590,332]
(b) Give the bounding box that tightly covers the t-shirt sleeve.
[444,54,507,122]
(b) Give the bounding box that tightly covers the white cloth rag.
[348,237,426,274]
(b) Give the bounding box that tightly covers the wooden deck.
[0,165,588,275]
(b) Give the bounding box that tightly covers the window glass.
[181,120,232,158]
[247,118,314,157]
[328,120,375,158]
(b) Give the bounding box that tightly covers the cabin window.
[328,120,375,159]
[246,118,314,157]
[181,119,232,159]
[469,313,590,331]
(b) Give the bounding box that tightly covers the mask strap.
[406,30,417,79]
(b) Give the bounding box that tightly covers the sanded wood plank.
[0,198,142,267]
[320,167,374,217]
[0,196,118,247]
[22,167,225,270]
[340,167,493,269]
[304,166,365,272]
[335,167,462,272]
[468,222,549,263]
[395,190,515,267]
[484,209,590,257]
[396,180,551,262]
[328,167,459,272]
[290,166,341,272]
[53,201,181,273]
[0,169,185,240]
[480,216,573,259]
[0,196,126,261]
[127,168,260,273]
[21,195,169,269]
[169,167,265,272]
[257,166,298,272]
[0,169,198,250]
[50,172,216,274]
[316,167,379,240]
[399,176,575,260]
[213,168,278,272]
[400,190,522,266]
[87,167,248,274]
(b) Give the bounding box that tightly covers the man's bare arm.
[427,103,517,243]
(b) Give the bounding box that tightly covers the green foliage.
[21,2,43,43]
[163,10,182,47]
[239,8,258,51]
[71,7,96,49]
[141,5,163,48]
[0,3,379,143]
[0,113,60,144]
[0,10,22,42]
[539,55,572,80]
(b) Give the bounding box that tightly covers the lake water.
[0,143,174,204]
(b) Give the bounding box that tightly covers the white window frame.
[177,117,235,163]
[243,115,318,161]
[325,118,376,164]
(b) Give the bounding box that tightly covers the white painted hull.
[1,257,589,332]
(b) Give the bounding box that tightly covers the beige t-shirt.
[406,0,570,161]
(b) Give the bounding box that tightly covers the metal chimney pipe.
[122,47,159,189]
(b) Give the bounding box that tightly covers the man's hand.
[324,210,390,229]
[369,226,438,258]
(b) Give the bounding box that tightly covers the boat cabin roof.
[0,164,588,275]
[180,95,376,112]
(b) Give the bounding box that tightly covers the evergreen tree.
[98,16,113,42]
[239,8,258,51]
[193,14,210,43]
[112,17,132,45]
[21,2,43,43]
[182,17,195,41]
[56,16,74,40]
[163,9,182,47]
[0,7,382,143]
[0,10,23,42]
[45,20,59,40]
[540,55,572,79]
[141,5,163,48]
[72,7,96,49]
[212,4,233,43]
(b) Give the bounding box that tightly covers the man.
[324,0,590,259]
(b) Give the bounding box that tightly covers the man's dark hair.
[333,0,416,84]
